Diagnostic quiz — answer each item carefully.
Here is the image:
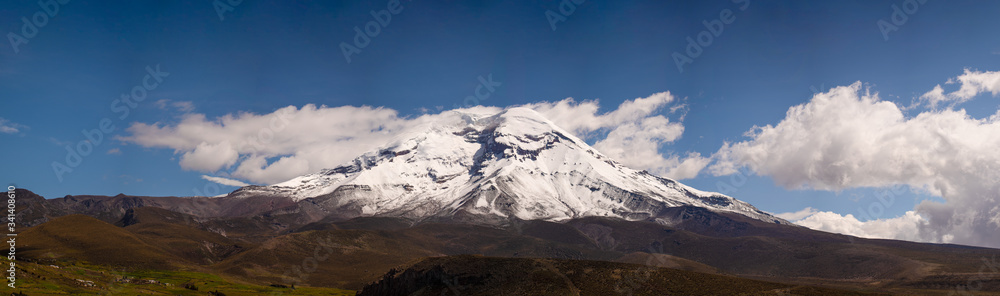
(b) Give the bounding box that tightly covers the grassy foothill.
[2,260,354,296]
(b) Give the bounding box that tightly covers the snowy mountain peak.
[229,107,788,225]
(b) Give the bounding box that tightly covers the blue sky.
[2,0,1000,245]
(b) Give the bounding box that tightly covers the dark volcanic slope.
[203,215,1000,292]
[11,189,1000,294]
[356,255,886,296]
[213,220,622,290]
[8,188,299,228]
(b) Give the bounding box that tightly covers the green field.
[3,259,355,296]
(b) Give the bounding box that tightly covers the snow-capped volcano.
[227,107,787,225]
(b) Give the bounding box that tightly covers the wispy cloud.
[118,174,143,185]
[919,69,1000,108]
[47,137,72,146]
[200,175,250,187]
[773,207,819,221]
[0,117,27,134]
[106,148,122,155]
[154,99,195,113]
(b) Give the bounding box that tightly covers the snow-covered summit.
[227,107,787,224]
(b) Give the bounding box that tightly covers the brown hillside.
[18,214,186,270]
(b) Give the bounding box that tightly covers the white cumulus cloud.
[121,93,704,185]
[179,141,241,172]
[119,104,412,184]
[529,92,709,179]
[793,210,928,242]
[711,80,1000,248]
